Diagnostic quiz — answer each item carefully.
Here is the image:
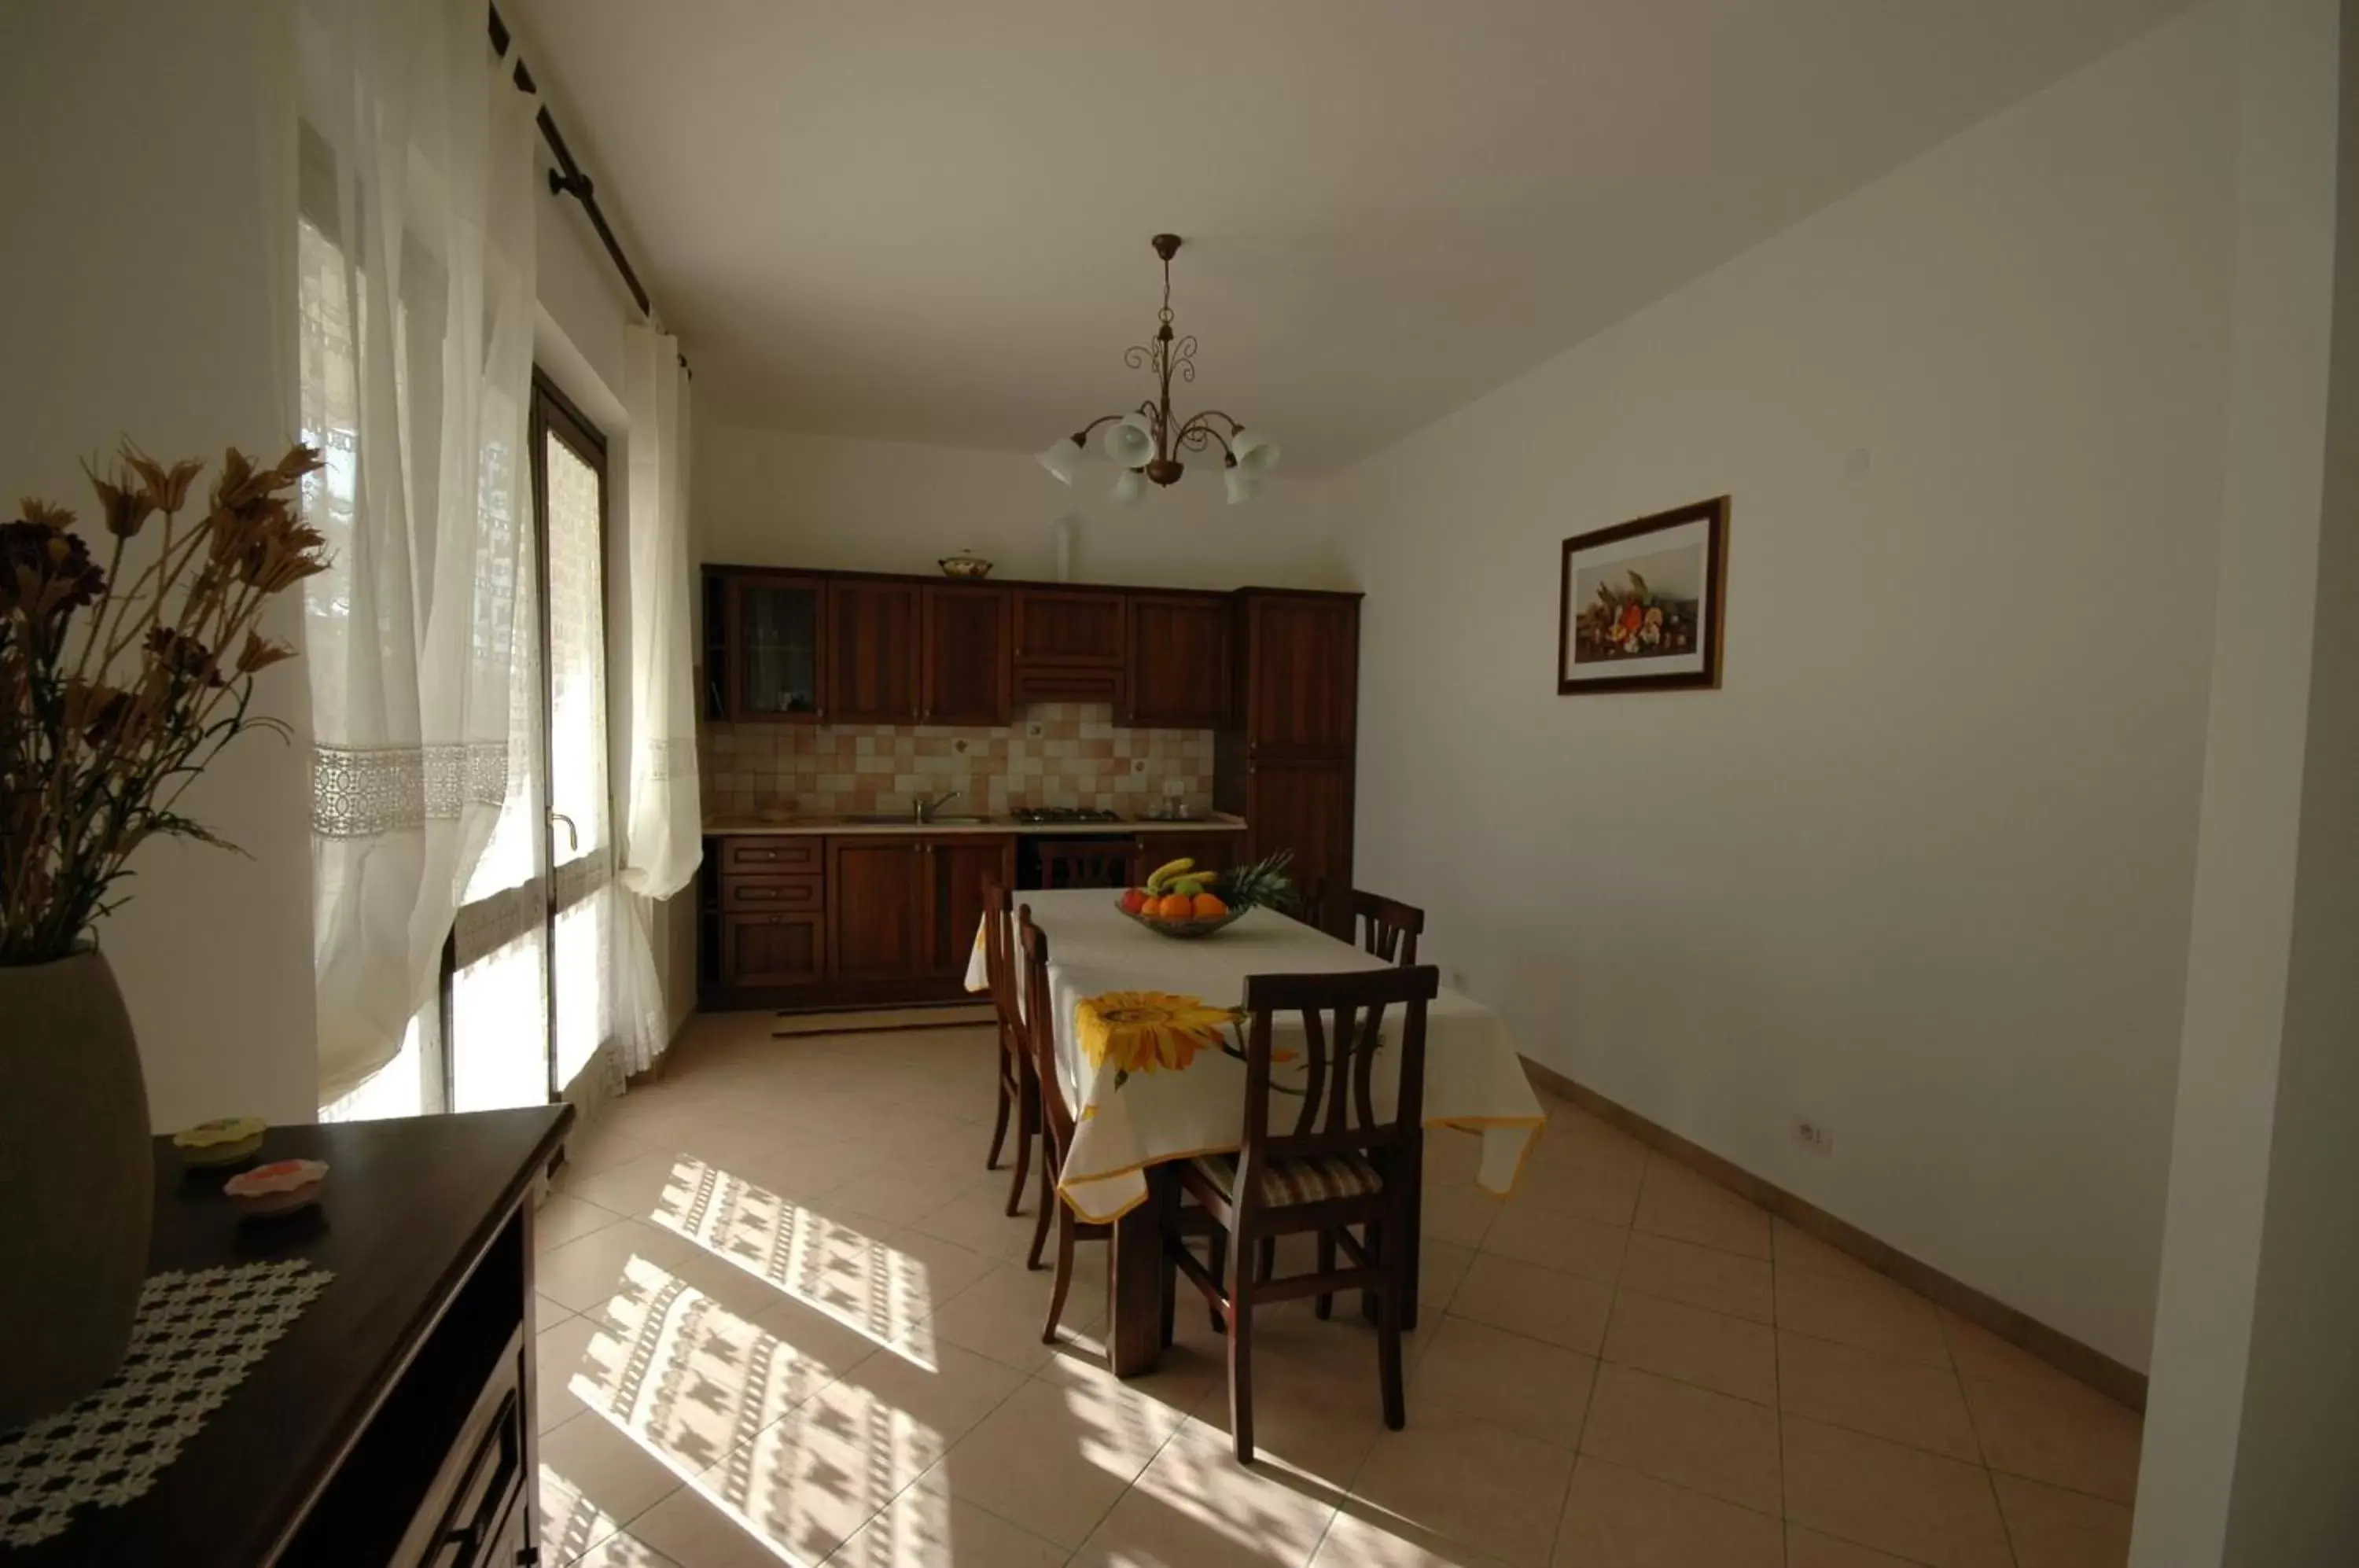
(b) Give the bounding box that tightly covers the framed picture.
[1558,496,1730,694]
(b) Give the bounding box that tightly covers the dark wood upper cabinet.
[1240,593,1358,756]
[708,571,824,722]
[1124,593,1231,729]
[826,836,931,979]
[1014,589,1125,666]
[827,580,923,723]
[921,584,1014,725]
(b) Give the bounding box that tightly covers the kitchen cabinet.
[921,584,1014,724]
[1124,592,1230,728]
[827,580,924,723]
[925,835,1018,975]
[826,836,932,980]
[1013,588,1127,705]
[1238,592,1357,757]
[709,572,824,722]
[721,911,824,987]
[1235,759,1353,935]
[1130,829,1246,885]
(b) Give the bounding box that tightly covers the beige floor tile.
[1422,1180,1507,1247]
[1632,1155,1772,1260]
[1993,1473,2134,1568]
[1246,1295,1439,1389]
[1782,1412,2012,1568]
[1186,1353,1387,1486]
[827,1474,1068,1568]
[1426,1126,1488,1185]
[1577,1364,1780,1515]
[1073,1423,1345,1568]
[625,1479,823,1568]
[1776,1266,1949,1367]
[1962,1371,2141,1503]
[923,1371,1191,1548]
[539,1192,628,1253]
[1419,1235,1478,1311]
[1784,1526,1921,1566]
[567,1530,685,1568]
[539,1414,685,1566]
[539,1292,579,1329]
[882,1226,1013,1316]
[820,1162,991,1228]
[1601,1290,1777,1405]
[1448,1252,1616,1355]
[1413,1316,1598,1446]
[1554,1456,1781,1567]
[1777,1330,1981,1462]
[1771,1217,1886,1283]
[907,1181,1046,1263]
[1480,1204,1630,1285]
[536,1218,701,1314]
[1938,1307,2082,1389]
[1512,1117,1649,1228]
[1350,1404,1577,1568]
[1617,1233,1773,1323]
[921,1257,1108,1375]
[561,1123,667,1181]
[1311,1503,1522,1568]
[537,1312,609,1435]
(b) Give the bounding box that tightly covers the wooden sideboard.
[10,1108,573,1568]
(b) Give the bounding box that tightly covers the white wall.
[1321,7,2235,1369]
[0,1,319,1130]
[696,425,1341,589]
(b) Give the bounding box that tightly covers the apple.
[1119,888,1148,915]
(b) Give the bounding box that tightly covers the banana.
[1146,856,1195,893]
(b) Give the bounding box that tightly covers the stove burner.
[1010,807,1124,825]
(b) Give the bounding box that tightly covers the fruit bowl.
[1117,900,1249,940]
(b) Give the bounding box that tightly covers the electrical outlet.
[952,738,970,754]
[1794,1117,1835,1156]
[1025,721,1044,739]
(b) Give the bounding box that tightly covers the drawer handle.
[742,850,778,861]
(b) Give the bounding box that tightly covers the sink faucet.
[915,788,963,824]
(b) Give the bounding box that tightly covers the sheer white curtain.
[297,0,541,1102]
[614,322,700,1073]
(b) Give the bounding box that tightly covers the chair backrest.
[979,878,1018,1029]
[1037,839,1135,890]
[1016,907,1076,1154]
[1232,965,1441,1202]
[1352,890,1426,966]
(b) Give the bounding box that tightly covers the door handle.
[549,811,580,854]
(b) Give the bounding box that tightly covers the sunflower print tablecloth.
[967,888,1547,1223]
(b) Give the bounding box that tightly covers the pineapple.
[1215,851,1299,913]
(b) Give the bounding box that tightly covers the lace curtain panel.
[614,324,701,1075]
[296,0,541,1102]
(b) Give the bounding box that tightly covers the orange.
[1191,893,1228,918]
[1155,894,1194,920]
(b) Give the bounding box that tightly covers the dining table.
[966,888,1546,1377]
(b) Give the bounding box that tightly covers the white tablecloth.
[966,889,1545,1223]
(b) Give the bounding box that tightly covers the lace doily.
[0,1257,335,1548]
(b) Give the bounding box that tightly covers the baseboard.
[1518,1056,2147,1412]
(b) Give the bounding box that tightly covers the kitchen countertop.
[704,812,1247,838]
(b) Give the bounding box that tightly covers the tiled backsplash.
[700,703,1214,819]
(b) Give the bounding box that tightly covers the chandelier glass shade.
[1036,234,1279,505]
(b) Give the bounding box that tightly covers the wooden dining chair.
[1352,890,1426,965]
[1016,908,1106,1344]
[1036,839,1135,890]
[1162,963,1441,1463]
[979,880,1036,1218]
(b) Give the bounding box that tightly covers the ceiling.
[510,0,2196,473]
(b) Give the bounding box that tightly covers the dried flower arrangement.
[0,444,328,964]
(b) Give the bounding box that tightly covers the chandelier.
[1036,234,1280,506]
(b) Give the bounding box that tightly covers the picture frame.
[1558,496,1730,695]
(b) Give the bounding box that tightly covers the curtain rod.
[487,2,691,377]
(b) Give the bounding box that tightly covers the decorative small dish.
[1117,901,1249,940]
[224,1158,329,1218]
[937,550,994,580]
[171,1116,268,1169]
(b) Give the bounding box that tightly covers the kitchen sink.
[838,813,1000,826]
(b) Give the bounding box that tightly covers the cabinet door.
[721,912,825,986]
[926,835,1016,975]
[727,573,825,721]
[1244,595,1357,756]
[1246,760,1353,937]
[921,585,1013,725]
[1014,589,1126,667]
[828,581,923,723]
[826,837,929,979]
[1124,594,1231,728]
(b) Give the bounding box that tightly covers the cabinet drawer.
[1014,665,1125,705]
[721,875,823,912]
[721,837,821,872]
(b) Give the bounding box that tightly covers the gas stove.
[1008,807,1125,825]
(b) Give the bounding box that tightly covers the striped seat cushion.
[1191,1150,1383,1207]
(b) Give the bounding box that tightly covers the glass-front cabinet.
[710,572,824,721]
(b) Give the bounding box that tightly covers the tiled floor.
[532,1010,2142,1568]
